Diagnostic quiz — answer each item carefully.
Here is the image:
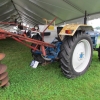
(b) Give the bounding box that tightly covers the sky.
[88,18,100,28]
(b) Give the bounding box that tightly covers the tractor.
[30,14,100,79]
[30,23,100,79]
[0,12,100,79]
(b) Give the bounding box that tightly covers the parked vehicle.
[31,24,100,78]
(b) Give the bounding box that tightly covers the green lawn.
[0,38,100,100]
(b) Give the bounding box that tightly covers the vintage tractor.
[0,14,100,79]
[30,15,100,78]
[30,23,100,78]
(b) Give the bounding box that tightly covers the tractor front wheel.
[31,33,51,64]
[59,32,93,78]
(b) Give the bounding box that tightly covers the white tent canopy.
[0,0,100,29]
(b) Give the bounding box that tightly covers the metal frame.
[11,0,22,20]
[0,18,56,56]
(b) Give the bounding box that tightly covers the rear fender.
[59,24,94,40]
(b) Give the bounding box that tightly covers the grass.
[0,38,100,100]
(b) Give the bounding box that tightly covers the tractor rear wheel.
[59,32,93,78]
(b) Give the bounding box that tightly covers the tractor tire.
[31,53,45,64]
[31,34,51,64]
[98,46,100,61]
[59,32,93,78]
[31,48,51,64]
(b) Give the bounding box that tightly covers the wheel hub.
[78,52,85,61]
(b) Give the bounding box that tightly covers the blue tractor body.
[32,30,100,62]
[86,31,100,49]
